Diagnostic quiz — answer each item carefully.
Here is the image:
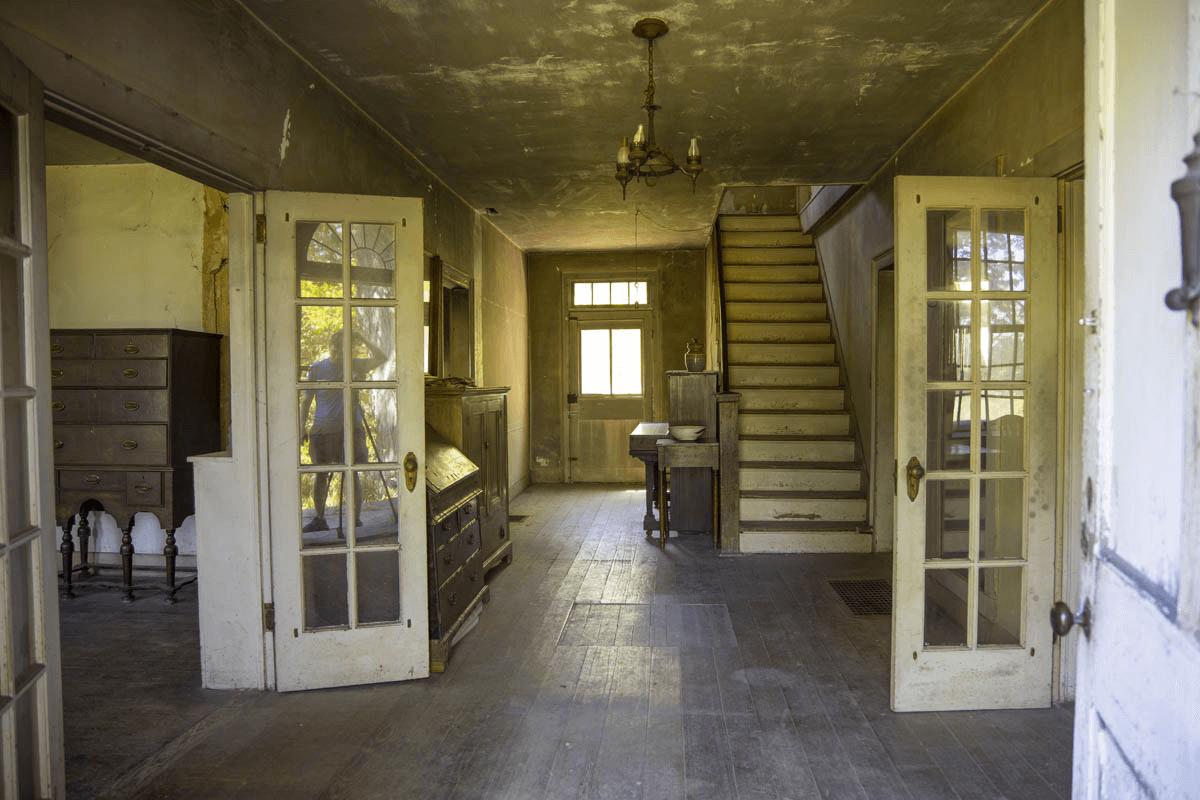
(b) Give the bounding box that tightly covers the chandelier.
[615,17,702,199]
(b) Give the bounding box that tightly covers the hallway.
[61,484,1073,799]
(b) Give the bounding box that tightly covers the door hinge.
[263,602,275,632]
[256,214,267,243]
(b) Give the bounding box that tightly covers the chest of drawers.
[50,328,222,600]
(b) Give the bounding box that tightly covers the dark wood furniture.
[666,370,719,534]
[425,425,488,671]
[50,328,221,601]
[628,421,669,531]
[425,384,512,574]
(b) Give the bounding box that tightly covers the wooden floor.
[60,484,1074,799]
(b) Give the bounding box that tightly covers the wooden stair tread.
[740,489,867,499]
[739,520,868,531]
[740,460,862,470]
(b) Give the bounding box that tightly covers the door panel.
[892,175,1057,711]
[265,192,427,691]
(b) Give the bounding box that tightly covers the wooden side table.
[655,439,720,551]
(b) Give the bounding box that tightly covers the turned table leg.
[163,528,178,604]
[120,515,136,602]
[642,460,658,531]
[59,514,75,599]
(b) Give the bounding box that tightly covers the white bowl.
[670,425,704,441]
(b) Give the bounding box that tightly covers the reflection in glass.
[9,541,34,677]
[356,471,400,545]
[978,566,1023,646]
[2,256,26,388]
[303,553,348,629]
[982,210,1026,291]
[611,328,642,394]
[926,209,972,291]
[981,300,1025,381]
[981,394,1025,471]
[350,308,396,381]
[979,478,1025,560]
[350,223,396,299]
[299,471,347,547]
[354,390,397,463]
[356,551,401,624]
[926,389,971,471]
[924,568,969,647]
[5,398,31,533]
[16,689,40,798]
[297,221,344,298]
[927,300,973,382]
[580,329,611,394]
[298,306,345,382]
[925,479,970,560]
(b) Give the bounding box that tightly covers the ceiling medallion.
[614,17,702,199]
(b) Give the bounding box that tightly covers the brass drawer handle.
[443,551,453,564]
[124,401,140,411]
[85,473,101,484]
[51,368,63,378]
[50,343,63,353]
[122,368,139,379]
[54,439,63,449]
[133,483,153,493]
[469,571,479,583]
[51,401,65,412]
[124,343,140,354]
[122,440,138,450]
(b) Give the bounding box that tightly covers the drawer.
[50,390,92,423]
[91,359,167,388]
[126,471,164,506]
[49,361,91,387]
[95,333,168,359]
[58,469,124,492]
[457,497,478,531]
[431,510,458,551]
[53,424,169,465]
[432,520,480,585]
[95,390,169,422]
[49,334,93,359]
[436,553,483,635]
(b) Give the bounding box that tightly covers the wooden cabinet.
[667,370,719,534]
[425,425,488,671]
[425,385,512,574]
[50,328,222,600]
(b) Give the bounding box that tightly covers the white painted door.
[0,44,65,797]
[891,175,1058,711]
[264,192,428,691]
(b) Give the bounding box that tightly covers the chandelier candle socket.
[614,17,703,198]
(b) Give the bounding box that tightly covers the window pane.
[611,329,642,394]
[981,299,1025,381]
[926,389,971,471]
[574,282,592,305]
[981,391,1025,471]
[355,389,396,463]
[350,223,396,299]
[632,281,648,304]
[978,566,1023,646]
[356,470,400,545]
[580,329,611,394]
[924,568,969,647]
[297,221,343,298]
[9,539,36,677]
[592,282,610,305]
[611,282,629,305]
[303,553,348,629]
[2,253,27,388]
[927,209,972,291]
[5,398,31,533]
[979,478,1025,559]
[356,550,401,624]
[0,106,16,240]
[927,300,972,382]
[925,479,969,560]
[982,210,1026,291]
[298,306,345,382]
[350,309,395,382]
[299,471,345,547]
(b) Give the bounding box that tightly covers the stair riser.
[740,440,857,462]
[723,265,819,282]
[724,284,824,302]
[728,365,840,386]
[740,497,868,523]
[720,216,801,232]
[739,531,873,554]
[725,303,828,322]
[741,468,862,492]
[722,247,814,265]
[739,414,850,437]
[739,389,845,411]
[727,322,831,343]
[727,343,834,364]
[722,230,813,248]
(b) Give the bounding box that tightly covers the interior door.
[264,191,427,691]
[0,44,65,797]
[892,175,1058,711]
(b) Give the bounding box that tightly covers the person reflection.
[301,328,386,534]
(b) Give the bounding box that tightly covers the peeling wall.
[814,0,1084,526]
[526,249,705,483]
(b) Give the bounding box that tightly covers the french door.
[891,176,1058,711]
[264,192,428,691]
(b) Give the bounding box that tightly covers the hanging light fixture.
[615,17,702,199]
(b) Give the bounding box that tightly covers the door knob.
[1050,600,1091,640]
[905,456,925,502]
[403,452,419,492]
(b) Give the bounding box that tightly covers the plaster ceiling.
[240,0,1049,251]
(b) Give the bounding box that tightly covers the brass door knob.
[404,452,418,492]
[1050,600,1091,640]
[905,456,926,502]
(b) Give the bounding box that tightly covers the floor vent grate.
[829,579,892,615]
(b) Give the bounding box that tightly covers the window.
[580,327,642,395]
[572,280,648,307]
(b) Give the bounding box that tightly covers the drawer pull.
[124,343,140,354]
[85,473,101,484]
[448,592,458,608]
[469,571,479,583]
[122,440,138,450]
[54,439,63,449]
[122,368,139,379]
[443,551,453,565]
[51,401,65,412]
[50,343,63,353]
[51,368,63,378]
[124,401,140,411]
[133,483,153,494]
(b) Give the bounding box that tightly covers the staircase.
[719,215,872,553]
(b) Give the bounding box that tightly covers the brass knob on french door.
[905,456,925,502]
[1050,600,1091,640]
[403,452,418,492]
